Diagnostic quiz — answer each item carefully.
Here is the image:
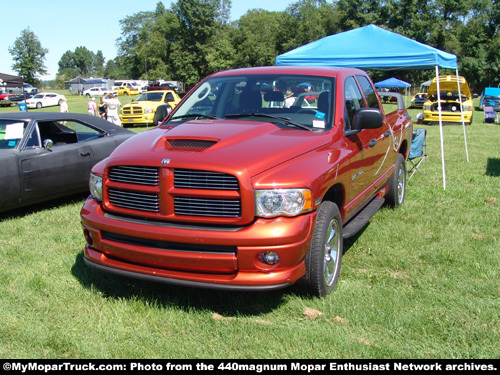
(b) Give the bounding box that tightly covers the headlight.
[89,173,103,201]
[255,189,312,218]
[423,105,431,110]
[145,108,153,113]
[462,105,472,111]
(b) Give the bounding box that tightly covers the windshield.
[135,92,164,102]
[0,120,28,149]
[166,74,335,130]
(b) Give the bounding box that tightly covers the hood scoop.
[166,138,218,151]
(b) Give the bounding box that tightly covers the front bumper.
[81,197,316,291]
[423,110,473,124]
[119,113,155,125]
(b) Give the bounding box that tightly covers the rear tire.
[386,153,406,207]
[301,201,343,297]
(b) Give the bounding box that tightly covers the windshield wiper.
[225,113,312,131]
[171,114,218,121]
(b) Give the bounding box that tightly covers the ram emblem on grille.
[161,158,171,165]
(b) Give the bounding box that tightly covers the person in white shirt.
[104,94,121,126]
[60,98,68,113]
[87,97,97,116]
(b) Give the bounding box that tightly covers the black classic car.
[0,112,134,212]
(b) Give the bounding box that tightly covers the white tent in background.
[276,24,470,189]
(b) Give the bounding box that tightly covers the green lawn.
[0,95,499,358]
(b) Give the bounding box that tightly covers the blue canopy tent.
[374,77,410,88]
[375,77,411,107]
[276,24,468,189]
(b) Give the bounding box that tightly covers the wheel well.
[321,184,345,218]
[399,138,409,159]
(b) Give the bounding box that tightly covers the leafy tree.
[8,28,48,85]
[231,9,283,67]
[109,0,499,90]
[276,0,338,54]
[116,10,157,79]
[56,47,106,82]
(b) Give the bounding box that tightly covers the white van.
[112,80,146,93]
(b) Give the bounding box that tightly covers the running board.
[343,197,385,238]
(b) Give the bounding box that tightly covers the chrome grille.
[174,169,239,190]
[105,166,241,219]
[174,197,240,217]
[109,166,159,186]
[108,189,159,212]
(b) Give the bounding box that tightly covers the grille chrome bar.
[175,197,240,217]
[108,189,159,212]
[174,169,239,190]
[109,166,159,186]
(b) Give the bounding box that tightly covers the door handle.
[369,139,377,147]
[80,151,91,157]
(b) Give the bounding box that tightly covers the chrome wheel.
[397,161,406,205]
[324,218,340,287]
[302,201,343,297]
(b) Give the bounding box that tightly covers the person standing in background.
[60,98,68,113]
[104,94,121,126]
[88,97,98,116]
[99,97,107,119]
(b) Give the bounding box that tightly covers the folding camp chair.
[484,106,496,123]
[408,128,427,179]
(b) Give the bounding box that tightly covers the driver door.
[19,120,93,203]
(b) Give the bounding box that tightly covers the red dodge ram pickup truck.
[81,66,412,296]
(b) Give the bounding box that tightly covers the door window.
[344,77,365,131]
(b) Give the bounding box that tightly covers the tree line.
[9,0,500,92]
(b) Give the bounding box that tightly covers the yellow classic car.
[119,90,181,126]
[114,86,140,96]
[423,75,473,125]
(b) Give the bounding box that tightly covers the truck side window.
[344,77,364,131]
[356,75,381,110]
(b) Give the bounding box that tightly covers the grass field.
[0,92,499,359]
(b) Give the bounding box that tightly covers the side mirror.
[43,139,54,151]
[352,108,384,131]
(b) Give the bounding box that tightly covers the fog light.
[259,251,280,265]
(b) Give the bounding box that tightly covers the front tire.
[386,153,406,207]
[302,201,343,297]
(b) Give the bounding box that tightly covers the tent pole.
[436,65,446,189]
[456,68,470,162]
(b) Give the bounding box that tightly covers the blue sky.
[1,0,295,80]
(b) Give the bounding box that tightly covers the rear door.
[342,75,390,215]
[355,75,393,180]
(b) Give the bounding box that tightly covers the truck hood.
[108,119,331,177]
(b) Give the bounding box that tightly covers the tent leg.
[436,66,446,190]
[456,68,469,163]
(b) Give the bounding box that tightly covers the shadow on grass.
[486,158,500,177]
[70,222,367,314]
[0,192,88,220]
[71,252,287,315]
